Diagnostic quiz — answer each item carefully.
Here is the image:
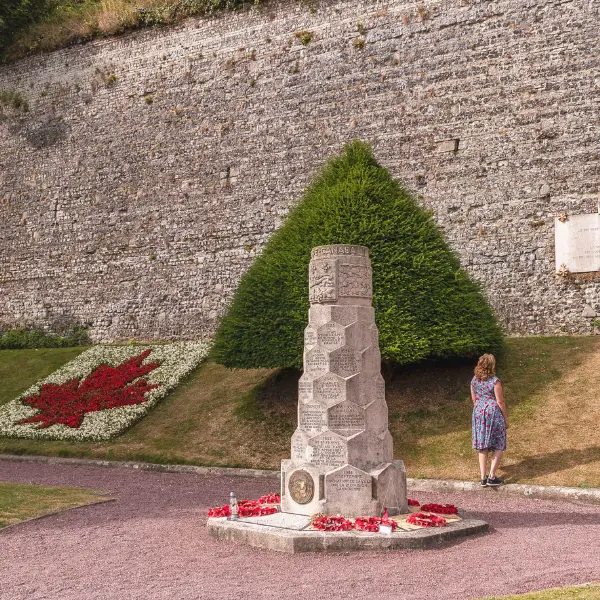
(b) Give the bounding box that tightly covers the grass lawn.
[0,347,89,407]
[0,482,111,528]
[483,584,600,599]
[0,337,599,487]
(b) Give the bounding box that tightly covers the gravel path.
[1,460,599,600]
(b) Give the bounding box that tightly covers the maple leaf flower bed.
[0,343,209,441]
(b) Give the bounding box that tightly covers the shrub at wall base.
[213,140,503,370]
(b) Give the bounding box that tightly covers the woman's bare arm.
[471,384,476,404]
[494,381,508,427]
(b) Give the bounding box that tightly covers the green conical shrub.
[213,140,503,369]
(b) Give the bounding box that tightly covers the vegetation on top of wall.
[0,0,261,62]
[212,140,504,370]
[0,88,29,112]
[0,325,90,349]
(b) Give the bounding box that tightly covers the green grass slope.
[0,337,599,488]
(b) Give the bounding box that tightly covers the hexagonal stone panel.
[307,431,348,467]
[304,346,329,377]
[308,305,334,327]
[364,397,388,434]
[328,401,365,435]
[316,321,346,350]
[329,346,361,378]
[361,345,381,375]
[344,321,374,352]
[304,326,318,350]
[329,306,360,326]
[347,430,387,470]
[313,373,346,406]
[291,430,311,462]
[298,375,314,403]
[325,465,374,515]
[299,403,327,434]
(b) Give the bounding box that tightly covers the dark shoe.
[487,476,504,487]
[480,476,488,487]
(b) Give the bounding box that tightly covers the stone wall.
[1,0,599,342]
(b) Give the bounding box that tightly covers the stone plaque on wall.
[555,213,600,273]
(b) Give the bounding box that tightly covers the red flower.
[420,503,458,515]
[408,498,420,506]
[258,493,281,505]
[312,515,354,531]
[407,512,447,527]
[354,516,398,532]
[207,498,279,519]
[19,350,160,429]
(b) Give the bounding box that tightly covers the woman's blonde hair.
[474,354,496,380]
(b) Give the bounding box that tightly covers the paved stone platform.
[207,512,489,553]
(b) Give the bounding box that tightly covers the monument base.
[207,512,488,554]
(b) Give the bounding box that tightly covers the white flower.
[0,342,210,442]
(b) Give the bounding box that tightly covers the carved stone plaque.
[339,263,372,299]
[326,465,372,492]
[309,259,338,303]
[328,401,365,431]
[288,469,315,504]
[300,404,327,432]
[317,322,345,350]
[305,347,328,376]
[308,432,347,467]
[330,346,361,378]
[555,213,600,273]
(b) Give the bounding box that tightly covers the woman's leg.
[478,450,489,479]
[489,449,504,478]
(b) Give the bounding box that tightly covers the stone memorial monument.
[281,244,408,517]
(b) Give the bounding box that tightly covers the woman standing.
[471,354,508,486]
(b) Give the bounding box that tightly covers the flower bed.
[0,343,209,441]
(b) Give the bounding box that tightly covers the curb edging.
[0,454,276,479]
[2,454,599,505]
[407,478,600,506]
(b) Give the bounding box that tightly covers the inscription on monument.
[298,377,313,402]
[330,347,360,377]
[327,467,372,492]
[309,434,347,467]
[311,245,369,259]
[555,213,600,273]
[329,402,365,431]
[314,374,344,404]
[305,348,328,376]
[304,327,318,348]
[300,404,327,432]
[317,322,345,349]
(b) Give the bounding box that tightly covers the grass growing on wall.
[1,0,260,61]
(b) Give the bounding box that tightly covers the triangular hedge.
[213,140,503,369]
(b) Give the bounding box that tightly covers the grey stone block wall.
[0,0,599,342]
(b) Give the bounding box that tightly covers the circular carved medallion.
[288,469,315,505]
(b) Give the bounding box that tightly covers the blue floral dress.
[471,376,507,451]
